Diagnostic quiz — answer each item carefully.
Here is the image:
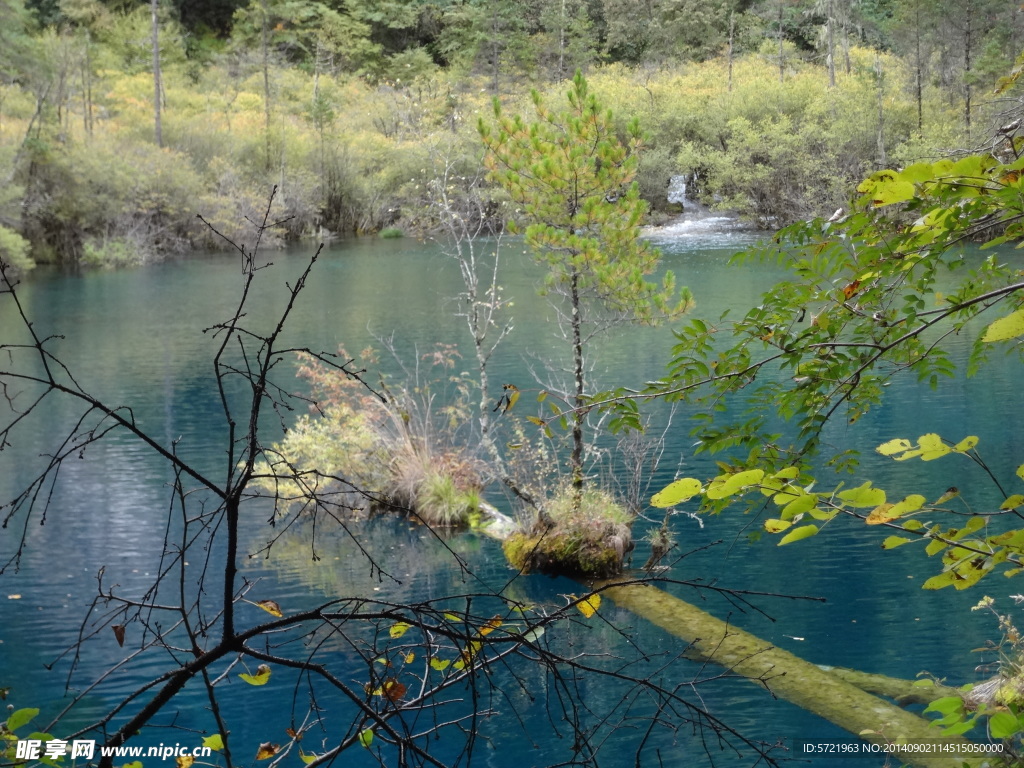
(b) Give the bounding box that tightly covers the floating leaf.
[255,599,283,617]
[650,478,703,507]
[429,657,451,671]
[176,755,195,768]
[982,309,1024,343]
[239,664,272,686]
[358,729,374,749]
[777,524,819,546]
[576,593,601,618]
[255,743,279,760]
[6,708,39,732]
[112,624,126,647]
[763,519,792,533]
[202,734,225,751]
[389,622,412,639]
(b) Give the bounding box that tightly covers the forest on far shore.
[0,0,1021,270]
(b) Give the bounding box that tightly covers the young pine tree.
[479,71,691,497]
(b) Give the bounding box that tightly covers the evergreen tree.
[479,72,690,495]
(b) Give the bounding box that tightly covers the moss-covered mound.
[503,485,633,578]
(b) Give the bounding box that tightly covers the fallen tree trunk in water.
[596,578,984,768]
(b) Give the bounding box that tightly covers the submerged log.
[597,578,984,768]
[821,666,962,707]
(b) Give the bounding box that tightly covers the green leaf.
[1018,464,1024,482]
[777,524,818,546]
[6,708,39,732]
[921,572,956,590]
[389,622,412,639]
[876,438,913,456]
[202,734,225,752]
[881,536,915,549]
[989,711,1021,739]
[299,750,317,764]
[1001,495,1024,511]
[763,518,792,533]
[358,729,374,748]
[924,695,963,716]
[706,469,764,500]
[650,478,703,508]
[981,309,1024,343]
[953,436,979,453]
[837,482,886,508]
[780,493,818,520]
[916,433,951,461]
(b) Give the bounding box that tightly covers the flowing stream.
[1,229,1022,766]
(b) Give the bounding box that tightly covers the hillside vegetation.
[0,0,1020,269]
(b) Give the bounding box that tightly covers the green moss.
[503,529,626,579]
[378,227,404,239]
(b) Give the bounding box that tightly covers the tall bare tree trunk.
[778,0,785,82]
[151,0,162,148]
[826,0,836,87]
[963,0,973,140]
[728,10,735,92]
[261,0,272,171]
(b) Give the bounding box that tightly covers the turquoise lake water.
[1,226,1022,767]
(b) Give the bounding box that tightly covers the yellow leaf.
[876,438,913,456]
[953,436,979,453]
[650,478,703,507]
[778,524,819,546]
[255,743,279,760]
[865,503,896,525]
[763,519,792,533]
[429,657,451,671]
[239,664,272,686]
[389,622,412,639]
[299,751,317,764]
[576,593,601,619]
[982,308,1024,343]
[202,734,224,751]
[176,756,195,768]
[933,487,960,505]
[402,652,415,664]
[254,599,283,617]
[478,616,502,636]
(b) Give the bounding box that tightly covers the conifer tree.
[479,71,690,495]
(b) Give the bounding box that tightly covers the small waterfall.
[653,173,743,239]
